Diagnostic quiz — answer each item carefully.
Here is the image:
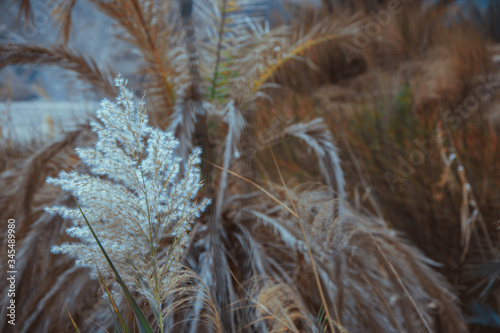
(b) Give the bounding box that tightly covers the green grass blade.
[75,198,154,333]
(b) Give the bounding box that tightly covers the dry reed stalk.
[90,0,178,121]
[52,0,78,44]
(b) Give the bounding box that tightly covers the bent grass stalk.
[269,149,343,333]
[95,265,130,332]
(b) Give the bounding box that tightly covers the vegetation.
[0,0,499,332]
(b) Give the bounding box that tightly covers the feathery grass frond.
[215,100,246,215]
[292,189,467,333]
[247,278,317,333]
[436,118,494,262]
[0,43,116,97]
[243,208,302,251]
[52,0,78,44]
[77,201,154,333]
[62,297,81,333]
[2,1,487,332]
[284,118,346,212]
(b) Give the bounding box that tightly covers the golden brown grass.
[2,0,498,332]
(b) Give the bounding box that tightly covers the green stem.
[209,0,228,101]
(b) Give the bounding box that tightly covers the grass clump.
[1,0,494,332]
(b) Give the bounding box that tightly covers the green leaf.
[75,199,155,333]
